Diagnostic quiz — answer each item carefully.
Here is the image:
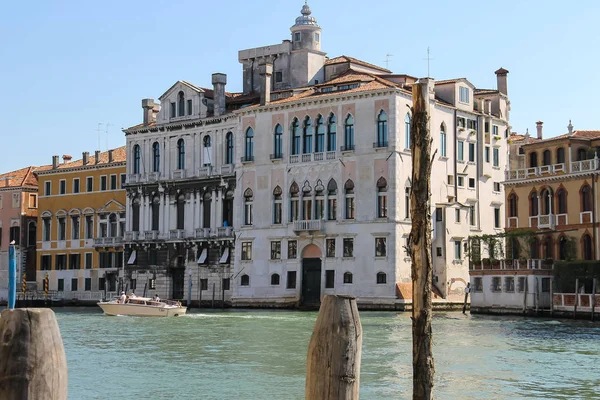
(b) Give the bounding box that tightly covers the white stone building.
[123,2,510,309]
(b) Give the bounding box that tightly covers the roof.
[39,146,126,172]
[513,130,600,147]
[435,78,464,85]
[509,133,541,145]
[572,130,600,139]
[495,67,509,75]
[0,166,40,189]
[474,89,499,95]
[325,55,392,73]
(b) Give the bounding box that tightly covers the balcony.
[144,230,160,240]
[128,174,142,184]
[195,228,211,239]
[340,145,355,152]
[220,164,234,175]
[470,258,553,271]
[93,236,124,247]
[537,214,555,230]
[506,158,598,181]
[241,156,254,163]
[270,153,283,160]
[293,219,323,233]
[571,158,598,173]
[507,217,518,228]
[124,231,139,241]
[373,141,388,148]
[172,170,186,179]
[146,172,160,182]
[216,226,234,238]
[580,211,592,224]
[169,229,186,240]
[197,166,212,177]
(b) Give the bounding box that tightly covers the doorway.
[302,258,322,306]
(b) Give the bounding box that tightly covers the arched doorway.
[301,244,322,307]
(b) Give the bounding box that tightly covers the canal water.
[50,309,600,399]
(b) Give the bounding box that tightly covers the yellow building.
[35,148,126,297]
[505,124,600,261]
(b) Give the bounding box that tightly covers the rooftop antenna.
[104,123,113,151]
[384,54,393,70]
[96,123,103,150]
[423,47,434,77]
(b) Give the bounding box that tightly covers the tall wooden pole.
[409,79,435,400]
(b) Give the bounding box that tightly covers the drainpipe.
[453,110,458,201]
[476,115,481,229]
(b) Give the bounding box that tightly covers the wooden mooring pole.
[574,278,579,319]
[592,278,597,322]
[0,308,68,399]
[305,295,362,400]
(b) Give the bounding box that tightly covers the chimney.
[82,151,90,165]
[108,149,114,163]
[95,150,101,164]
[495,67,509,95]
[536,121,543,139]
[568,120,574,134]
[52,155,59,169]
[62,154,72,164]
[212,73,227,117]
[259,62,273,106]
[142,98,156,126]
[485,99,492,115]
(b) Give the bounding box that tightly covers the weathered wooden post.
[592,278,597,321]
[574,278,579,319]
[0,308,68,399]
[462,282,470,314]
[409,79,435,399]
[305,295,362,400]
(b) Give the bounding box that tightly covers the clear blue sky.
[1,0,598,172]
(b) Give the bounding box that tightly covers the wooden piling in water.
[574,278,579,319]
[592,278,596,322]
[0,308,68,400]
[305,295,362,400]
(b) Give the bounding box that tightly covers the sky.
[1,0,599,173]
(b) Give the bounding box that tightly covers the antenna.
[104,123,113,151]
[384,54,393,70]
[423,47,434,77]
[96,123,103,150]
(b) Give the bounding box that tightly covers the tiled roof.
[572,130,600,139]
[474,89,498,95]
[435,78,465,85]
[0,166,40,189]
[44,146,127,171]
[325,55,392,73]
[509,133,541,144]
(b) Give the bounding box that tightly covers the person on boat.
[130,292,136,298]
[119,291,126,304]
[154,294,160,302]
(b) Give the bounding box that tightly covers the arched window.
[289,182,300,221]
[225,132,234,165]
[581,185,592,212]
[405,113,411,149]
[303,116,313,154]
[108,213,118,238]
[540,188,553,215]
[542,150,551,166]
[315,115,325,153]
[376,272,387,284]
[223,189,234,227]
[177,139,185,170]
[240,274,250,286]
[202,191,212,228]
[291,118,301,155]
[377,177,387,218]
[556,147,565,164]
[529,152,538,168]
[327,114,337,152]
[559,236,568,260]
[344,179,355,220]
[203,135,212,166]
[178,91,185,117]
[176,193,185,230]
[327,179,337,221]
[151,195,160,231]
[273,124,283,159]
[302,181,312,220]
[343,272,353,284]
[344,115,354,151]
[440,124,447,157]
[244,128,254,161]
[543,236,553,259]
[152,142,160,172]
[530,238,539,259]
[508,193,518,218]
[530,191,539,216]
[132,197,140,232]
[577,148,587,161]
[271,273,280,285]
[273,186,283,224]
[244,188,253,226]
[377,110,388,147]
[556,188,567,214]
[582,234,593,260]
[133,144,141,174]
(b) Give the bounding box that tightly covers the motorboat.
[98,296,187,317]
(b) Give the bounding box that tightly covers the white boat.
[98,296,187,317]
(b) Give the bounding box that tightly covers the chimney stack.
[259,62,273,106]
[52,155,59,169]
[568,120,574,134]
[495,67,509,95]
[142,98,157,126]
[82,151,89,165]
[62,154,72,164]
[485,99,492,115]
[95,150,100,164]
[212,73,227,117]
[108,149,114,163]
[536,121,543,139]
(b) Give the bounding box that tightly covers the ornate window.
[377,110,388,147]
[530,238,539,259]
[543,236,553,259]
[405,113,411,149]
[202,191,212,229]
[289,182,299,222]
[344,179,355,220]
[225,132,234,164]
[244,128,254,161]
[327,114,337,152]
[556,147,565,164]
[132,197,140,232]
[327,179,337,220]
[315,181,325,220]
[583,234,593,260]
[203,135,212,166]
[377,177,388,218]
[291,118,301,155]
[529,152,538,168]
[508,193,518,218]
[440,124,447,157]
[244,188,253,226]
[152,142,160,172]
[540,188,553,215]
[176,194,185,230]
[556,188,567,214]
[581,185,592,212]
[542,150,551,166]
[529,191,539,216]
[558,236,568,260]
[273,124,283,159]
[133,144,141,174]
[303,116,313,154]
[151,195,160,231]
[315,115,325,153]
[178,91,185,117]
[344,115,354,151]
[177,139,185,170]
[302,181,312,220]
[273,186,282,224]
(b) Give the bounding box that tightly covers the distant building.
[0,166,41,301]
[35,149,126,297]
[123,2,511,309]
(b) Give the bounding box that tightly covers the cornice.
[35,162,126,176]
[503,170,600,186]
[124,114,238,136]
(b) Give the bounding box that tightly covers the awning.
[219,248,230,264]
[197,248,208,264]
[127,250,136,265]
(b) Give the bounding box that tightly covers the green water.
[52,309,600,399]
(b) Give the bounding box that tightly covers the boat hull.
[98,302,187,317]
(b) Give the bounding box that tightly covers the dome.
[293,2,319,27]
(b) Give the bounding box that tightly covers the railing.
[340,145,355,152]
[529,216,538,228]
[571,158,598,173]
[198,166,212,177]
[270,153,283,160]
[220,164,234,175]
[146,172,160,181]
[326,151,336,160]
[506,158,598,181]
[470,258,553,271]
[373,141,388,148]
[553,293,600,312]
[169,229,186,240]
[556,213,568,226]
[508,217,518,228]
[241,156,254,163]
[144,231,159,240]
[124,231,139,241]
[301,154,312,162]
[314,152,324,161]
[538,214,555,229]
[289,154,300,164]
[580,211,592,224]
[293,219,323,232]
[216,226,233,238]
[93,237,124,246]
[195,228,210,239]
[128,174,142,183]
[172,170,186,179]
